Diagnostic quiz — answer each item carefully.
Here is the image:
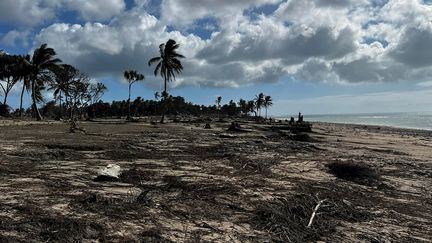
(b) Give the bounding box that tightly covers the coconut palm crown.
[148,39,185,97]
[148,39,185,123]
[263,95,273,119]
[28,44,62,120]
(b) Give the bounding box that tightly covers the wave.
[358,116,389,119]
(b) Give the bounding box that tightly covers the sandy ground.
[0,118,431,242]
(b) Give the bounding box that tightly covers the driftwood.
[307,199,327,228]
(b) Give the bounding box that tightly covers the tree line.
[0,44,106,120]
[36,94,272,119]
[1,40,273,121]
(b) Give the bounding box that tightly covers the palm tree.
[263,95,273,119]
[124,70,145,120]
[216,96,222,119]
[247,100,256,116]
[28,44,62,120]
[49,64,77,119]
[154,91,160,101]
[148,39,185,123]
[238,99,248,116]
[18,55,32,117]
[255,93,264,117]
[152,91,160,115]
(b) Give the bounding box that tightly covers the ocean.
[278,112,432,131]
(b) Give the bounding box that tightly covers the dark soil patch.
[44,143,106,151]
[119,168,153,185]
[327,161,380,186]
[291,132,315,142]
[39,217,106,242]
[93,175,119,182]
[6,203,107,242]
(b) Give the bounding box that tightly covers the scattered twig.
[307,199,327,228]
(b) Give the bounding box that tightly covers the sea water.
[278,112,432,130]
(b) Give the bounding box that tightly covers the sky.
[1,0,432,116]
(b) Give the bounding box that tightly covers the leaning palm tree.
[263,95,273,119]
[28,44,62,120]
[124,70,145,120]
[148,39,185,123]
[255,93,264,117]
[18,55,32,117]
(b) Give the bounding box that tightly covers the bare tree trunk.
[19,80,25,117]
[0,82,7,104]
[127,83,131,120]
[31,80,42,121]
[160,77,167,124]
[58,91,62,119]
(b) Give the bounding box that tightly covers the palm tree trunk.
[265,107,268,119]
[59,91,62,119]
[31,80,42,121]
[160,77,167,124]
[127,83,131,120]
[19,80,26,117]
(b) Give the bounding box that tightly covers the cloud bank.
[4,0,432,88]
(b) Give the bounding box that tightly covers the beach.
[0,119,431,242]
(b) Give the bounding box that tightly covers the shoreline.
[310,121,432,135]
[276,112,432,132]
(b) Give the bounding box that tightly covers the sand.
[0,118,431,242]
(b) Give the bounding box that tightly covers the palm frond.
[148,57,161,66]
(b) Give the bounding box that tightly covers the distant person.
[298,112,304,123]
[290,117,295,125]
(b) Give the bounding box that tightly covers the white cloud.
[0,0,58,26]
[27,0,432,89]
[63,0,126,21]
[1,30,30,47]
[160,0,282,26]
[416,81,432,87]
[0,0,125,27]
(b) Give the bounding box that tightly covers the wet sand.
[0,119,431,242]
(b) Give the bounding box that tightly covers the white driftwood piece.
[307,199,327,228]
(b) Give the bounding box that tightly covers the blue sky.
[1,0,432,116]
